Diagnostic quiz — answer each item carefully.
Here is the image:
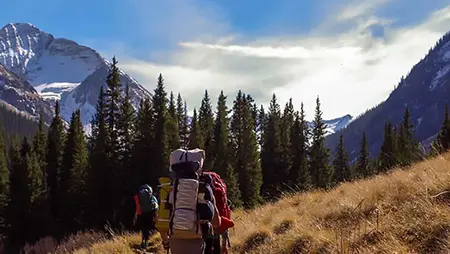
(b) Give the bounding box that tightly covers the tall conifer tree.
[188,109,203,149]
[434,104,450,153]
[60,110,88,232]
[212,91,242,207]
[355,132,371,178]
[176,93,189,148]
[309,96,332,189]
[289,103,311,191]
[87,87,112,227]
[332,134,351,184]
[45,101,65,221]
[378,122,398,172]
[167,91,180,150]
[132,97,157,187]
[279,98,295,189]
[198,90,215,169]
[152,74,169,177]
[261,94,282,197]
[233,93,262,207]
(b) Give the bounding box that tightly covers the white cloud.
[336,0,393,21]
[117,1,450,120]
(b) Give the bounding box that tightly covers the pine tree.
[104,56,122,158]
[26,137,47,241]
[33,115,47,188]
[176,93,189,148]
[87,87,112,227]
[0,128,8,230]
[152,74,169,178]
[434,104,450,153]
[332,134,351,184]
[378,122,398,172]
[7,138,31,247]
[289,103,311,191]
[188,108,203,149]
[132,97,157,188]
[60,110,88,232]
[234,93,262,208]
[257,105,266,147]
[118,84,136,170]
[198,90,215,169]
[261,93,283,197]
[45,101,65,221]
[355,132,371,178]
[397,107,420,166]
[309,96,332,189]
[117,84,136,228]
[279,98,295,190]
[212,91,242,207]
[167,91,180,150]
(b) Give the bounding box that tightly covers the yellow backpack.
[156,177,171,231]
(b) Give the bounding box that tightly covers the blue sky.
[2,0,450,119]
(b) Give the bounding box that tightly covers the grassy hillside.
[28,152,450,253]
[230,152,450,253]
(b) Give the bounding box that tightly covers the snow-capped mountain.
[325,32,450,160]
[307,114,353,136]
[0,63,53,123]
[0,23,151,127]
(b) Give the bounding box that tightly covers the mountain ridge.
[0,22,151,127]
[325,31,450,160]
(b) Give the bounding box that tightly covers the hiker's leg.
[204,238,213,254]
[213,237,221,254]
[142,212,151,242]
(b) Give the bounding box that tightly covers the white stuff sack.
[169,148,205,171]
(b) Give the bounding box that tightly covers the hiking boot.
[140,240,148,249]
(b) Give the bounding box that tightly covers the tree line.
[0,57,449,251]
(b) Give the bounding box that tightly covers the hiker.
[203,171,235,254]
[133,184,159,249]
[167,148,221,254]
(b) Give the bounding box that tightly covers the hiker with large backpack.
[203,171,235,254]
[166,148,221,254]
[133,184,159,249]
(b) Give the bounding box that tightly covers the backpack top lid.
[169,148,205,172]
[139,184,152,195]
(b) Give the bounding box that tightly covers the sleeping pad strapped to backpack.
[167,148,215,240]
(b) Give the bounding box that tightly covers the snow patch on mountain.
[0,23,103,99]
[429,65,450,91]
[35,82,79,100]
[307,114,353,136]
[0,22,152,127]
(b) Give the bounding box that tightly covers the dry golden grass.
[229,152,450,253]
[71,232,163,254]
[71,152,450,253]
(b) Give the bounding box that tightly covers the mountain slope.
[0,23,151,127]
[326,32,450,160]
[0,63,53,123]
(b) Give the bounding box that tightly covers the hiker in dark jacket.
[133,184,159,249]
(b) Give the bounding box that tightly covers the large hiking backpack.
[203,172,234,234]
[168,148,215,239]
[155,177,171,231]
[138,184,156,214]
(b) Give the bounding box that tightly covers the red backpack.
[203,171,234,233]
